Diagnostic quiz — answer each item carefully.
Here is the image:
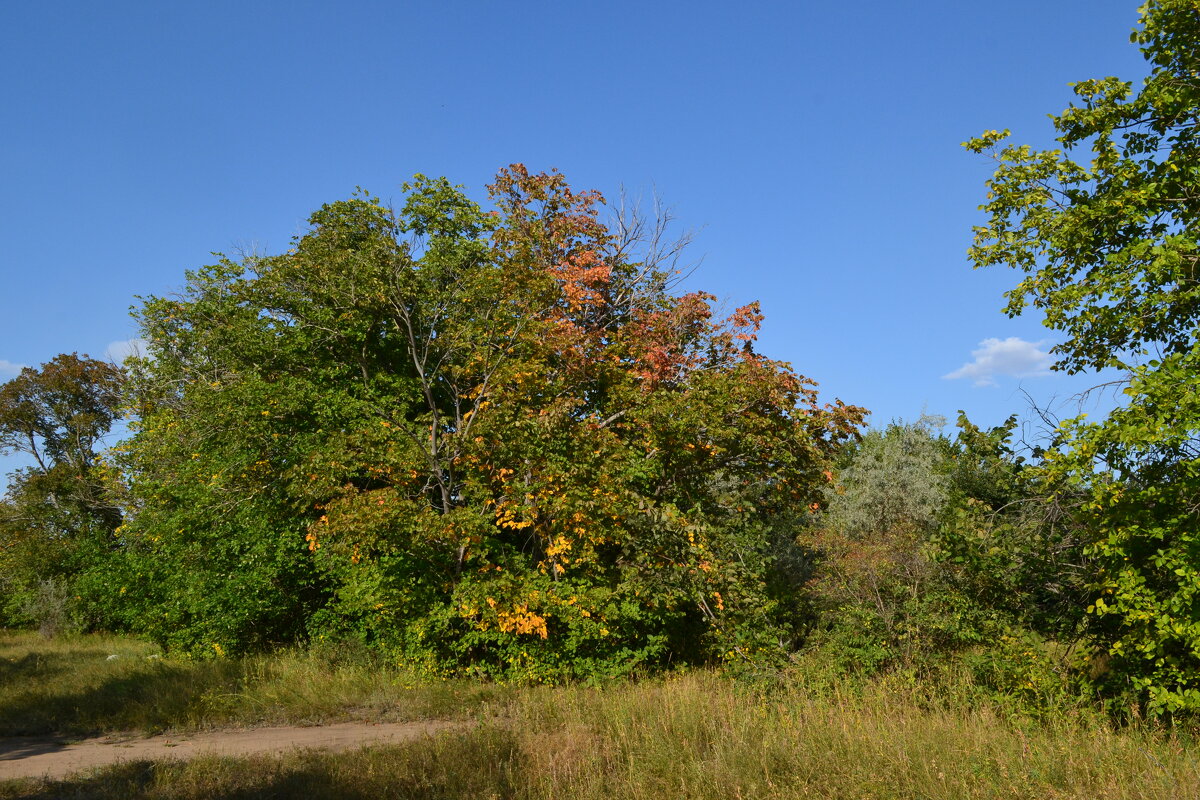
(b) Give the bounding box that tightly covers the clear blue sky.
[0,0,1149,476]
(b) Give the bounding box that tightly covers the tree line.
[2,0,1197,715]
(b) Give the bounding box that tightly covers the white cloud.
[104,338,147,364]
[0,359,26,378]
[943,337,1053,387]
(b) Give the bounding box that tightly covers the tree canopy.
[106,166,865,678]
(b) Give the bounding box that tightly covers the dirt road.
[0,720,461,781]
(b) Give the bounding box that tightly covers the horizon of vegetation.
[1,0,1198,726]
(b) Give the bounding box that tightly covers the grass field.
[0,630,505,738]
[3,630,1199,799]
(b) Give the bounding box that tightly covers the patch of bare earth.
[0,720,463,781]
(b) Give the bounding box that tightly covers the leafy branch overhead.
[966,0,1200,375]
[967,0,1200,714]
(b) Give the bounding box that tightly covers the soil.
[0,720,462,781]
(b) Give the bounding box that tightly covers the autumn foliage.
[102,166,864,677]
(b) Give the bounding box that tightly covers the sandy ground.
[0,720,461,781]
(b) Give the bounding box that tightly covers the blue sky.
[0,1,1150,476]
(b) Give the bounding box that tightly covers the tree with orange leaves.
[114,166,865,676]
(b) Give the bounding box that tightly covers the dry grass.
[499,673,1200,799]
[3,632,1200,798]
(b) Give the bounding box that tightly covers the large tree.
[966,0,1200,713]
[114,167,864,677]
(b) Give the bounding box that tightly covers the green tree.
[114,167,866,676]
[0,354,124,632]
[966,0,1200,713]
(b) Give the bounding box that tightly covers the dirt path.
[0,720,462,781]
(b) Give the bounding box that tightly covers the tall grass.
[4,631,1200,798]
[498,672,1199,799]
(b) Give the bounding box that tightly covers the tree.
[0,353,123,483]
[0,354,124,631]
[966,0,1200,713]
[114,166,865,676]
